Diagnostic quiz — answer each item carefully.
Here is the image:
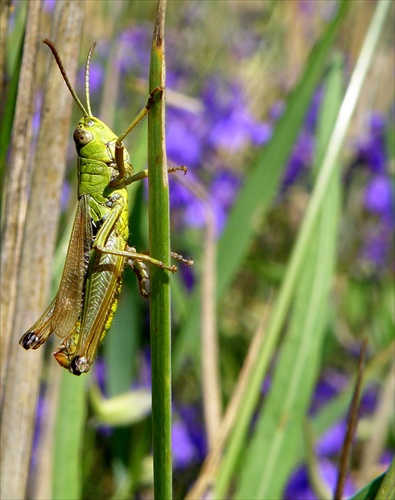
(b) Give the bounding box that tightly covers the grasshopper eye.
[73,127,93,146]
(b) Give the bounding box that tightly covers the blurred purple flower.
[173,170,240,235]
[167,109,205,167]
[43,0,55,13]
[309,372,348,414]
[284,460,356,500]
[61,181,72,211]
[203,79,270,151]
[360,384,379,416]
[282,131,315,189]
[116,27,151,76]
[169,176,197,209]
[316,421,346,457]
[356,112,387,174]
[310,372,347,415]
[182,198,207,229]
[361,226,393,269]
[270,100,285,121]
[94,358,107,395]
[177,258,196,293]
[172,420,197,469]
[179,405,207,461]
[305,87,323,132]
[364,175,394,218]
[32,91,43,139]
[208,107,270,150]
[137,347,152,389]
[77,61,104,96]
[30,390,47,475]
[171,402,207,470]
[211,171,240,210]
[353,110,394,271]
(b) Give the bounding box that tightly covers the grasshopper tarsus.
[168,165,188,175]
[170,252,194,267]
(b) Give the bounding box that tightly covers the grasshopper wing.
[51,194,92,338]
[20,195,92,349]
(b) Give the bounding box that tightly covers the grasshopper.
[20,40,192,375]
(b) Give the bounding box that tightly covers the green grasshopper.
[20,39,192,376]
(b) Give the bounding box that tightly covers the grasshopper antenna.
[43,39,89,117]
[85,42,96,117]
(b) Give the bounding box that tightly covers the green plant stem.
[148,1,172,499]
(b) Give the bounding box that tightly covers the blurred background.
[1,1,394,499]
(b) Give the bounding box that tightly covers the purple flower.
[172,420,197,469]
[305,87,323,132]
[208,107,269,151]
[170,176,197,209]
[43,0,55,13]
[316,421,346,457]
[282,131,315,189]
[203,79,270,151]
[30,389,47,474]
[32,91,43,139]
[116,27,151,76]
[356,112,387,174]
[183,198,207,229]
[309,372,348,414]
[211,171,240,210]
[172,169,240,235]
[360,226,393,269]
[360,384,379,416]
[94,358,108,395]
[60,181,72,211]
[270,100,285,121]
[171,402,207,471]
[284,460,356,499]
[354,111,394,271]
[178,405,207,461]
[364,176,394,218]
[166,109,205,167]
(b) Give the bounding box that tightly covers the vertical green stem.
[148,1,172,498]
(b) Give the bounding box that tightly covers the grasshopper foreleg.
[114,86,163,181]
[110,164,188,189]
